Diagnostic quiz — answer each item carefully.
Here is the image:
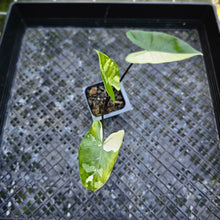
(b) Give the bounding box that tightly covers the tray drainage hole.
[55,110,64,119]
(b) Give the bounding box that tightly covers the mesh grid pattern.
[0,27,220,219]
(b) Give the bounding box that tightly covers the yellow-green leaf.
[126,30,202,64]
[95,49,120,103]
[78,119,124,191]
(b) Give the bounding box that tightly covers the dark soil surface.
[86,83,125,117]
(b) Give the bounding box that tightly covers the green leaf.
[95,49,120,103]
[78,119,124,191]
[126,30,203,64]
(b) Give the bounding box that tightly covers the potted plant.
[84,51,132,120]
[78,30,202,191]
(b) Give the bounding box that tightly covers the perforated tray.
[0,2,220,219]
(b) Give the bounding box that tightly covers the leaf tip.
[120,129,125,136]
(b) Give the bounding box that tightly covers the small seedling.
[78,30,202,191]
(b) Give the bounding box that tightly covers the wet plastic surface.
[0,3,220,220]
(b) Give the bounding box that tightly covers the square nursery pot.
[0,2,220,220]
[84,82,132,120]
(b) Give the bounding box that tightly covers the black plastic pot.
[84,81,132,120]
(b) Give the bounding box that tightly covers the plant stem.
[120,63,133,82]
[101,63,133,138]
[101,111,104,141]
[101,91,110,140]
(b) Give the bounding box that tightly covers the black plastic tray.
[0,2,220,137]
[0,2,220,219]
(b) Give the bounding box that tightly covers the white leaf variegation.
[78,120,124,191]
[126,30,202,64]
